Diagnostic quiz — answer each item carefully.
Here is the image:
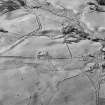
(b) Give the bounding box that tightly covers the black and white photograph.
[0,0,105,105]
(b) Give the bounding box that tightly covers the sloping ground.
[81,11,105,31]
[0,9,38,34]
[0,0,105,105]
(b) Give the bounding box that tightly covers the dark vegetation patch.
[87,1,105,12]
[96,0,105,6]
[0,0,26,14]
[17,0,26,6]
[0,29,8,33]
